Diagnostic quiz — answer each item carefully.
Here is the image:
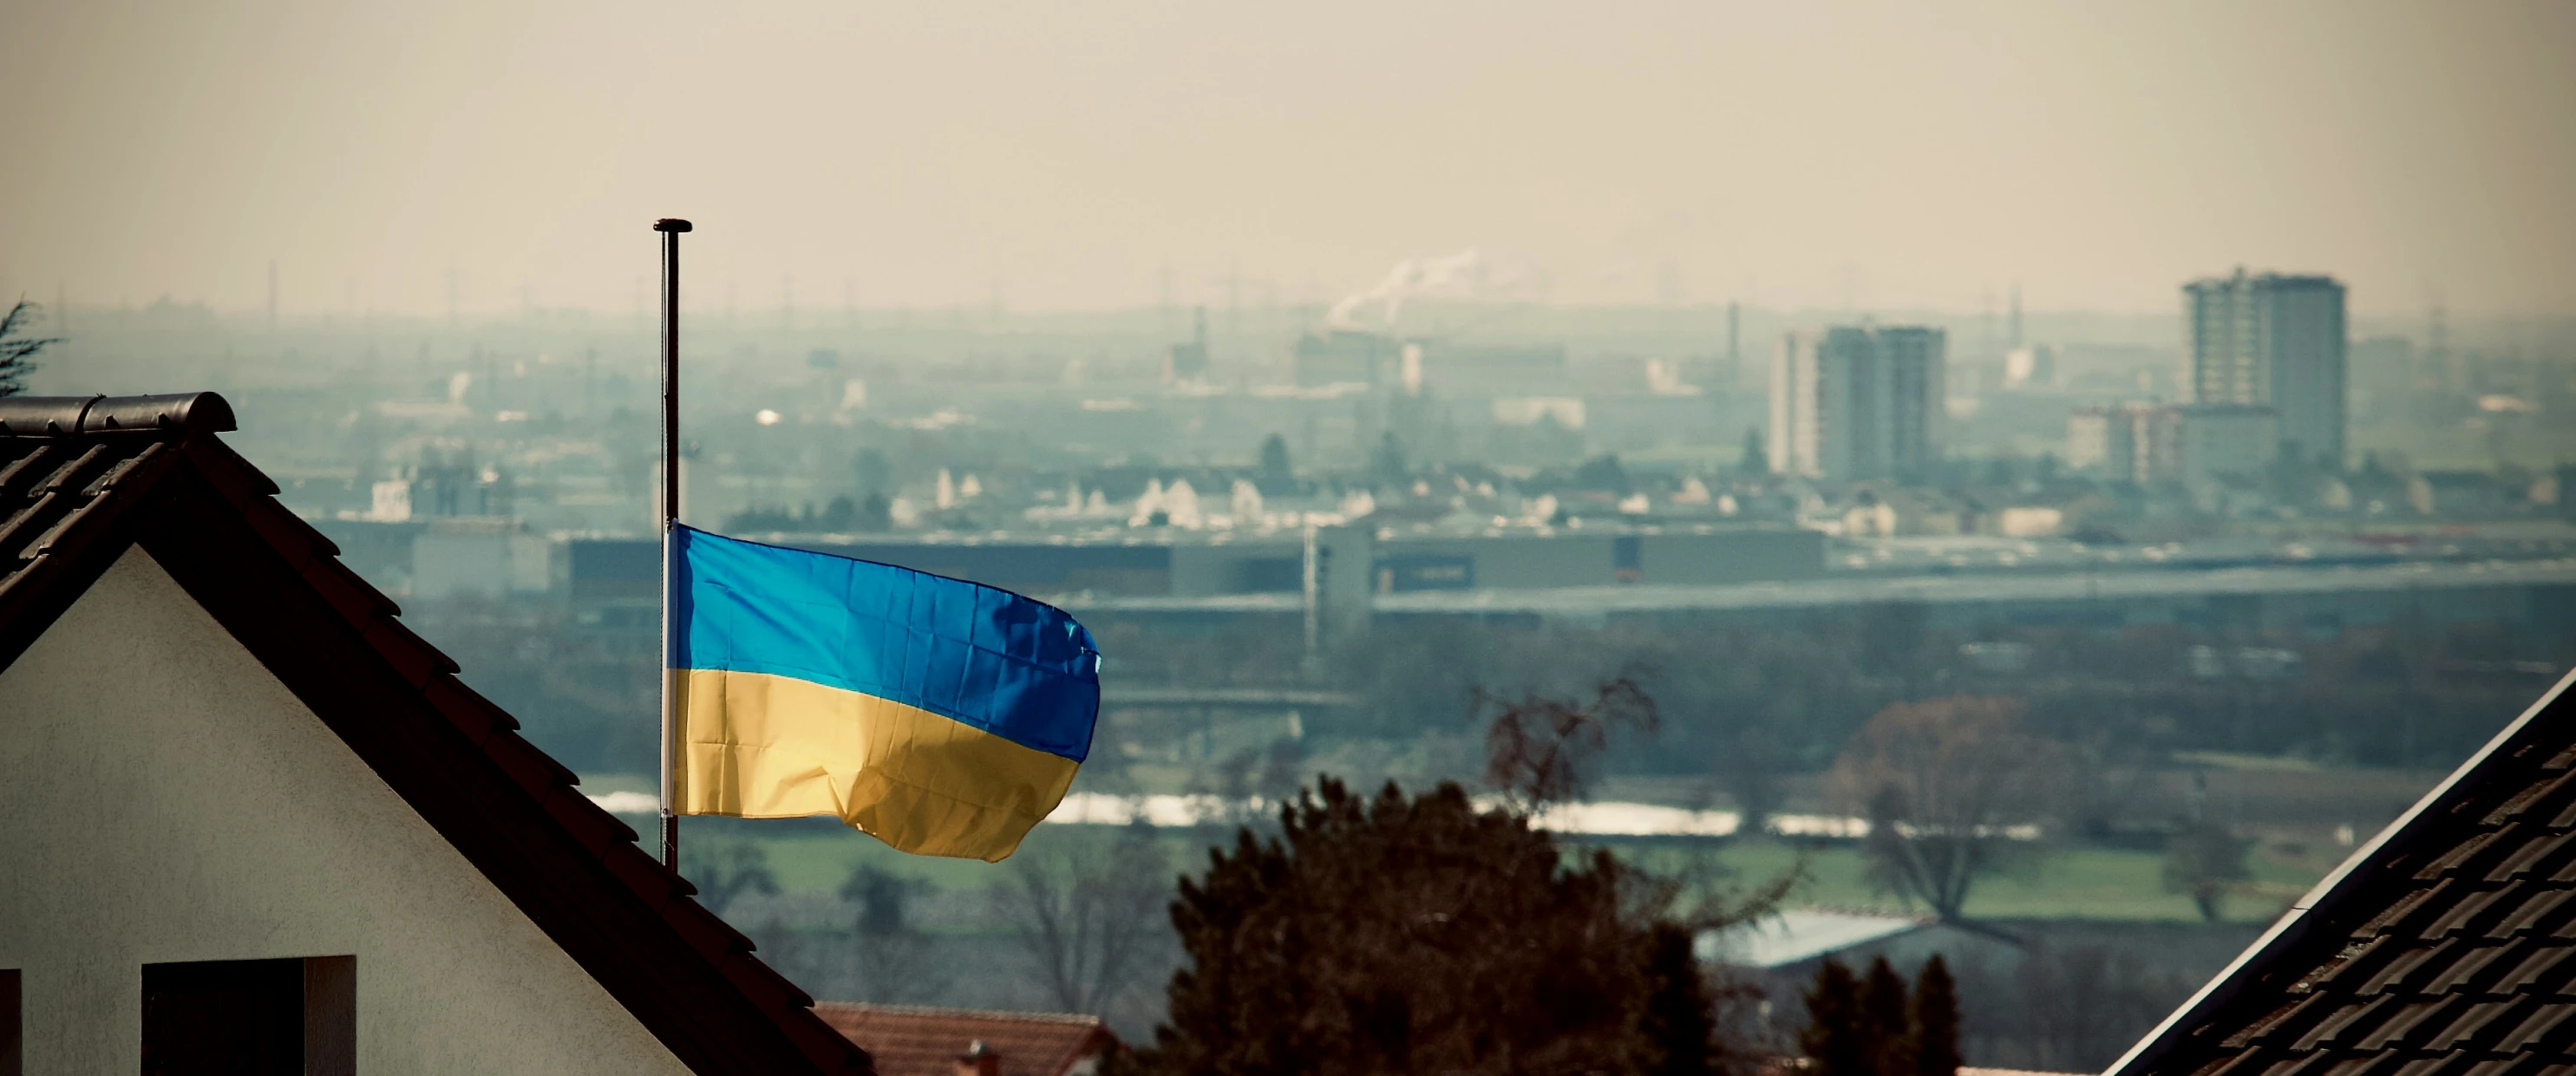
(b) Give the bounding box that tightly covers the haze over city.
[7,0,2574,317]
[8,4,2576,1074]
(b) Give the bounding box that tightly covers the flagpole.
[654,217,691,871]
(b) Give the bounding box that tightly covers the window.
[140,957,352,1076]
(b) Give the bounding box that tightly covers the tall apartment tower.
[1769,324,1945,482]
[2184,270,2347,466]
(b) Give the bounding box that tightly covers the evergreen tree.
[1910,956,1962,1076]
[1859,956,1912,1076]
[1640,923,1718,1076]
[1801,958,1867,1076]
[1740,427,1769,475]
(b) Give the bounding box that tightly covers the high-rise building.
[1769,325,1945,482]
[2185,270,2347,466]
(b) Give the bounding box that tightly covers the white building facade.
[1769,325,1945,483]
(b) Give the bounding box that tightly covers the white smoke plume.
[1326,249,1540,330]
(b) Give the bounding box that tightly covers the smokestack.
[2008,283,2023,352]
[267,261,278,334]
[1727,301,1740,373]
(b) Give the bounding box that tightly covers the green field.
[1626,839,2328,924]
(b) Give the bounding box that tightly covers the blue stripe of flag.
[669,525,1102,761]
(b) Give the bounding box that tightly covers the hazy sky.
[5,1,2572,318]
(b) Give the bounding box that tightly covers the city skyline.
[4,1,2573,319]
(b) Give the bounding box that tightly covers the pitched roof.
[0,394,872,1076]
[811,1002,1116,1076]
[2106,667,2576,1076]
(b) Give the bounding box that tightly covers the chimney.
[954,1040,1000,1076]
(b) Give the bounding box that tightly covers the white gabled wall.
[0,547,693,1075]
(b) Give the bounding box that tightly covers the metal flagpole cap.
[652,218,693,232]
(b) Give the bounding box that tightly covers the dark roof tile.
[666,898,759,965]
[2365,883,2458,939]
[2390,1056,2460,1076]
[2297,999,2400,1051]
[543,787,637,858]
[2425,942,2526,994]
[2496,948,2573,994]
[721,951,815,1014]
[359,615,459,687]
[2358,998,2467,1050]
[2311,937,2396,994]
[484,729,581,800]
[2495,1003,2576,1052]
[422,675,518,743]
[2425,885,2525,941]
[2233,994,2335,1048]
[2457,1060,2530,1076]
[2487,769,2576,825]
[2422,999,2524,1050]
[2365,942,2459,995]
[601,841,687,910]
[2486,831,2576,882]
[2487,891,2574,940]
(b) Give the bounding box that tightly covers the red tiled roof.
[2105,668,2576,1076]
[0,394,871,1076]
[813,1002,1116,1076]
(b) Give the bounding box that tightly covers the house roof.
[2104,666,2576,1076]
[811,1002,1115,1076]
[1695,909,1933,970]
[0,394,871,1076]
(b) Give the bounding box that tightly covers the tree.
[855,492,892,531]
[1478,675,1660,812]
[1801,959,1867,1076]
[1830,696,2061,922]
[1639,923,1720,1076]
[1910,957,1961,1076]
[1003,823,1174,1015]
[1858,957,1912,1076]
[1574,453,1631,495]
[1258,433,1294,488]
[853,448,892,499]
[2162,820,2252,923]
[683,833,780,916]
[1740,427,1769,476]
[1803,955,1958,1076]
[1370,431,1409,485]
[840,862,946,1003]
[1136,679,1783,1074]
[0,300,60,397]
[1145,779,1714,1076]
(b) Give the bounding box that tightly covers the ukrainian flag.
[668,525,1102,861]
